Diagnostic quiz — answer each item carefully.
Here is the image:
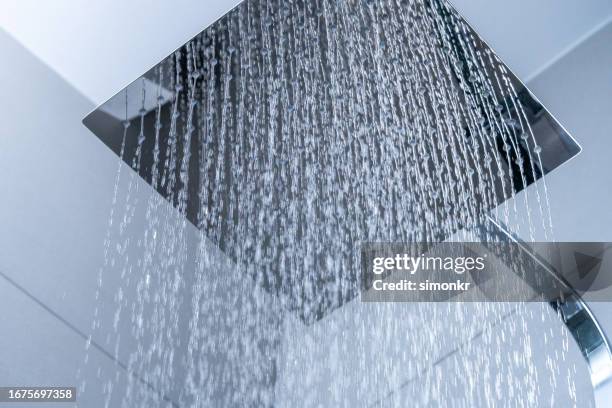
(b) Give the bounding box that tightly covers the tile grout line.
[0,268,180,408]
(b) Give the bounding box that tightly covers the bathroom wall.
[0,28,129,407]
[0,28,280,406]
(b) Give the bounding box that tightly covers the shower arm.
[483,215,612,406]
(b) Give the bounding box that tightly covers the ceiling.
[1,0,611,105]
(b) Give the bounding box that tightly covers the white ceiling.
[0,0,241,105]
[1,0,612,106]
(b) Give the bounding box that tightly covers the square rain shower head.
[83,0,580,323]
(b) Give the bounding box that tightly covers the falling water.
[81,0,582,406]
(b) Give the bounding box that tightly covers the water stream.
[81,0,580,406]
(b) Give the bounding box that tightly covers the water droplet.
[504,118,518,128]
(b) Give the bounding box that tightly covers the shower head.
[83,0,580,323]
